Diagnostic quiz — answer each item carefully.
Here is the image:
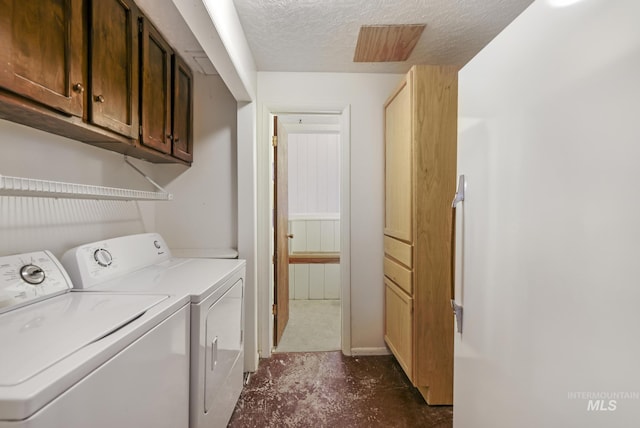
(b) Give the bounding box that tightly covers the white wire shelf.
[0,174,172,201]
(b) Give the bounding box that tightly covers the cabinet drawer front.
[384,236,412,268]
[384,256,412,295]
[384,278,413,380]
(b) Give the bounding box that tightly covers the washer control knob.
[20,264,45,285]
[94,249,113,267]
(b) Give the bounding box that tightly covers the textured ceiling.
[232,0,534,73]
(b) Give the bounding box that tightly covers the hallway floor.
[275,300,341,352]
[228,351,453,428]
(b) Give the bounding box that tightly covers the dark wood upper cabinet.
[172,56,193,163]
[139,18,172,155]
[89,0,139,138]
[0,0,84,116]
[0,0,193,165]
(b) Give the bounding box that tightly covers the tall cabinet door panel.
[384,278,413,377]
[139,18,172,154]
[90,0,138,138]
[384,77,413,242]
[171,55,193,162]
[0,0,84,116]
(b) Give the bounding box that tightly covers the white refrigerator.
[454,0,640,426]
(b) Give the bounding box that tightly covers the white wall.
[257,72,402,352]
[152,74,237,250]
[0,119,152,258]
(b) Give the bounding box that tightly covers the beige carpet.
[274,300,341,352]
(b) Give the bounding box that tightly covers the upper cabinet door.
[89,0,138,138]
[384,76,413,242]
[0,0,84,116]
[171,55,193,163]
[139,18,172,154]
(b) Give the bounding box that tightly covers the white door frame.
[256,104,352,358]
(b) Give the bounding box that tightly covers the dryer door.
[204,278,243,414]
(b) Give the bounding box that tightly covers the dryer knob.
[94,249,113,267]
[20,264,45,284]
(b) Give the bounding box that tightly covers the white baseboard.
[350,347,391,356]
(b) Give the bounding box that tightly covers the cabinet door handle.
[94,94,105,103]
[72,83,84,93]
[173,137,180,143]
[166,134,173,140]
[287,234,294,239]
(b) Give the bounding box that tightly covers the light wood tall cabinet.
[383,65,457,405]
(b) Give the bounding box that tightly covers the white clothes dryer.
[62,233,245,428]
[0,250,190,428]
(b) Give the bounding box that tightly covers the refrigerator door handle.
[451,175,465,333]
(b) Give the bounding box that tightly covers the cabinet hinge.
[138,19,143,33]
[272,304,277,315]
[272,136,277,147]
[139,125,142,136]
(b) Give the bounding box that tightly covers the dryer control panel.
[0,251,72,315]
[61,233,172,289]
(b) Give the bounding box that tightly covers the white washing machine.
[61,233,246,428]
[0,250,190,428]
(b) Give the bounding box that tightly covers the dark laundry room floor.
[228,351,453,428]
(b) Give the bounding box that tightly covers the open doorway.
[272,113,342,352]
[258,105,351,359]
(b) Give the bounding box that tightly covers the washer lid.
[0,292,167,386]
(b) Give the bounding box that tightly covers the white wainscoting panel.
[306,220,321,251]
[289,218,340,253]
[320,220,334,252]
[288,216,341,300]
[289,263,341,300]
[309,264,325,299]
[293,264,310,300]
[324,264,340,299]
[289,264,295,297]
[291,220,307,253]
